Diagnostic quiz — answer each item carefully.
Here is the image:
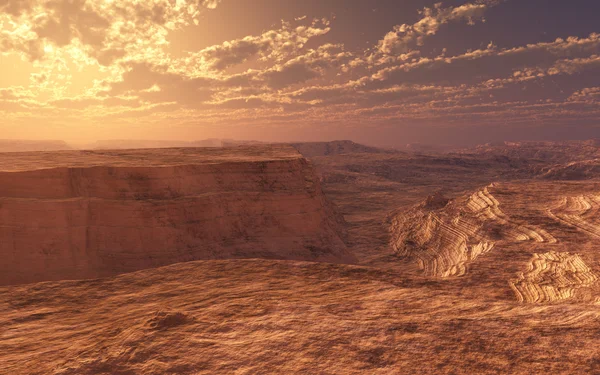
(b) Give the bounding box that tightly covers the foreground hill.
[1,259,599,374]
[0,145,353,285]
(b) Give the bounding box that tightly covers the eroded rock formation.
[0,146,354,285]
[389,186,556,278]
[510,252,598,303]
[548,194,600,238]
[389,190,494,277]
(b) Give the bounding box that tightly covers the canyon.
[1,140,600,374]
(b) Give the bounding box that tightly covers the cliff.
[0,145,354,285]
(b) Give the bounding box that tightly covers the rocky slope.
[389,182,600,303]
[0,145,354,285]
[389,187,555,278]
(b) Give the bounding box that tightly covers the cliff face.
[0,146,353,285]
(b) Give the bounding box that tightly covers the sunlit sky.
[1,0,599,146]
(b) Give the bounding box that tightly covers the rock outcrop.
[389,190,494,277]
[510,252,598,303]
[0,145,354,285]
[548,194,600,238]
[389,186,556,278]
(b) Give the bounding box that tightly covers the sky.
[0,0,599,147]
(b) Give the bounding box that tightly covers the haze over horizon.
[1,0,599,146]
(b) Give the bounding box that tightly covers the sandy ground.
[2,259,600,375]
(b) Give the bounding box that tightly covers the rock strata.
[510,252,598,303]
[0,146,354,285]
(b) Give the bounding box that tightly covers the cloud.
[49,96,141,110]
[189,18,331,71]
[0,0,34,16]
[0,87,34,100]
[371,34,600,86]
[104,62,214,107]
[569,87,600,102]
[202,0,221,10]
[376,2,489,56]
[0,0,222,64]
[89,25,600,131]
[547,55,600,75]
[101,42,353,109]
[1,0,599,143]
[258,44,352,89]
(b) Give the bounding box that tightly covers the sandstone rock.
[510,251,598,303]
[389,185,556,278]
[0,145,354,285]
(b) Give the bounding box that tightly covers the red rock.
[0,145,354,285]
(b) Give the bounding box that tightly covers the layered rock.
[389,191,495,278]
[389,186,556,278]
[0,145,354,285]
[548,194,600,238]
[510,252,598,303]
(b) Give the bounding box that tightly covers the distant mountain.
[0,139,72,152]
[84,139,222,150]
[457,139,600,163]
[401,143,459,154]
[539,159,600,180]
[220,139,267,147]
[290,140,387,158]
